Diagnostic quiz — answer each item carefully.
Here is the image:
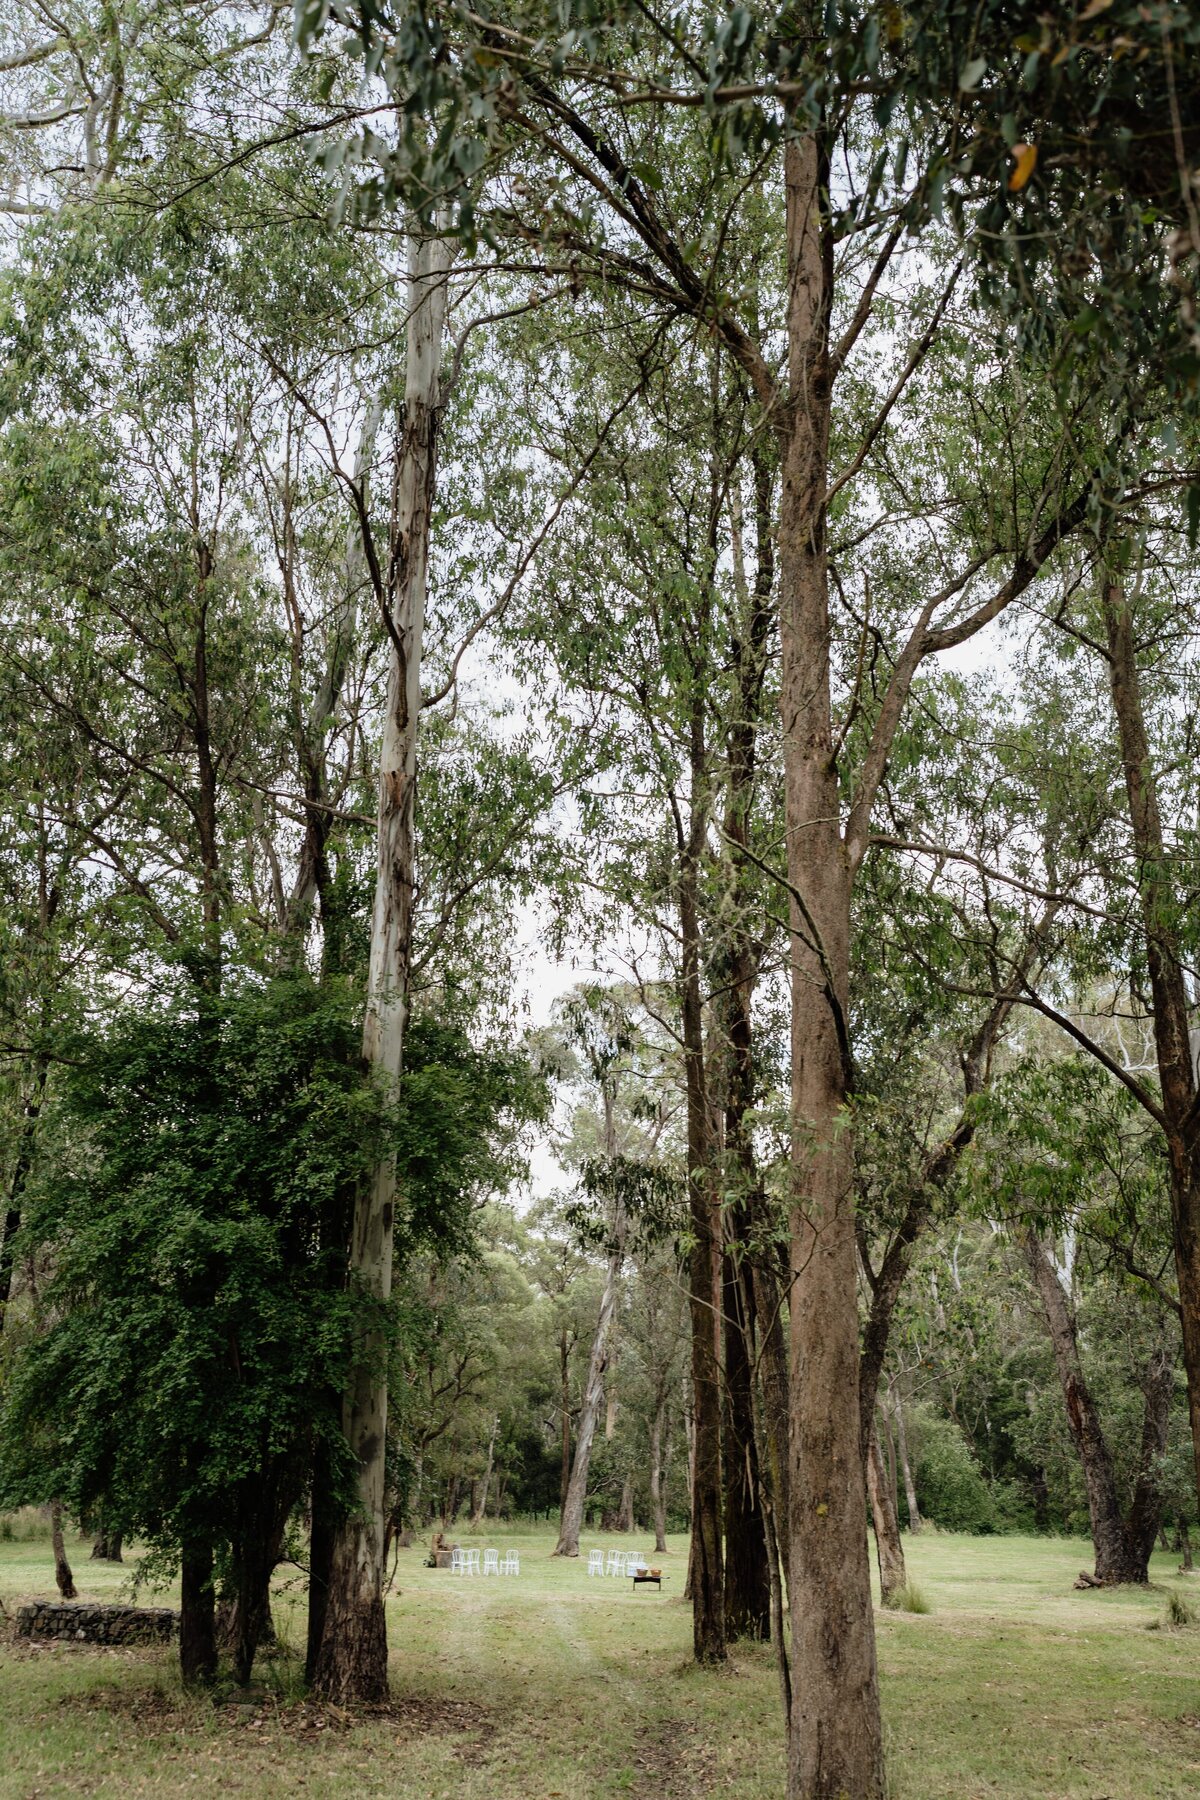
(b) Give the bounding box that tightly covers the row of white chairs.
[451,1546,520,1575]
[587,1548,648,1577]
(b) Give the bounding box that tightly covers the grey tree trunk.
[311,225,451,1704]
[554,1190,626,1556]
[472,1417,498,1527]
[893,1392,922,1534]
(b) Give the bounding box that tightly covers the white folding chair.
[450,1546,464,1574]
[628,1551,647,1575]
[465,1548,480,1575]
[587,1549,604,1577]
[504,1550,519,1575]
[606,1549,626,1577]
[483,1548,500,1575]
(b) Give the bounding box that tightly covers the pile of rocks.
[15,1601,177,1644]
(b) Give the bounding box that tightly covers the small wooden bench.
[630,1571,666,1591]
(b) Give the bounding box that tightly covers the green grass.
[3,1526,1200,1798]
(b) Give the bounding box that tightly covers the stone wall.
[15,1601,177,1644]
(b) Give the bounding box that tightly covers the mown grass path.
[2,1529,1200,1797]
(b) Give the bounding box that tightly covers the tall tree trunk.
[893,1392,922,1534]
[1102,574,1200,1519]
[1125,1338,1175,1575]
[50,1502,76,1599]
[679,709,725,1663]
[649,1387,670,1552]
[777,129,883,1799]
[555,1168,625,1556]
[560,1328,572,1512]
[617,1475,634,1533]
[472,1417,498,1527]
[1024,1233,1155,1582]
[180,1543,217,1687]
[554,1070,624,1556]
[866,1424,906,1606]
[311,226,451,1704]
[723,1230,771,1639]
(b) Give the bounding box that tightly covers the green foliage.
[914,1415,996,1535]
[0,978,544,1561]
[0,977,384,1543]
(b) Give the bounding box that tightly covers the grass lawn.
[2,1524,1200,1798]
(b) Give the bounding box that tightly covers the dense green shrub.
[915,1416,995,1534]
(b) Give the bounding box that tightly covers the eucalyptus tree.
[0,0,291,212]
[291,7,1152,1776]
[544,986,681,1558]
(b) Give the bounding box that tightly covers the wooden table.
[630,1572,665,1591]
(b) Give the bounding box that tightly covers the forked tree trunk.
[866,1424,906,1606]
[1102,575,1200,1522]
[50,1502,76,1600]
[91,1522,123,1562]
[777,130,883,1798]
[555,1178,626,1556]
[1025,1233,1167,1583]
[893,1393,922,1534]
[472,1417,499,1527]
[310,225,451,1705]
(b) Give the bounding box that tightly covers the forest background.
[1,5,1200,1799]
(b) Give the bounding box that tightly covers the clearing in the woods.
[2,1528,1199,1799]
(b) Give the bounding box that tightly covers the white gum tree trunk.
[311,225,451,1705]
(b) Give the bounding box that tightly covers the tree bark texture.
[180,1542,217,1687]
[777,131,884,1800]
[311,226,451,1704]
[554,1183,625,1556]
[1025,1233,1167,1583]
[680,747,726,1663]
[866,1423,906,1605]
[50,1502,76,1600]
[1102,575,1200,1520]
